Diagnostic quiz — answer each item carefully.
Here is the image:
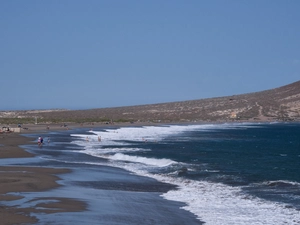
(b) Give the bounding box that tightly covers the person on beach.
[98,136,101,142]
[38,136,41,146]
[38,136,43,147]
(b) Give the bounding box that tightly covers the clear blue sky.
[1,1,299,110]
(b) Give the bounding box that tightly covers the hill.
[1,80,300,124]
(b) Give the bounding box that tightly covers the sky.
[1,0,299,110]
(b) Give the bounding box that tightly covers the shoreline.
[0,121,296,224]
[0,122,204,224]
[0,122,171,224]
[0,125,88,224]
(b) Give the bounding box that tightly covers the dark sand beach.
[0,126,87,224]
[0,124,203,225]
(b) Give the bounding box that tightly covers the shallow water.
[2,122,300,224]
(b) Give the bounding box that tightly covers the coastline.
[1,121,289,224]
[0,125,88,224]
[0,122,207,224]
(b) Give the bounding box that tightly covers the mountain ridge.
[2,80,300,123]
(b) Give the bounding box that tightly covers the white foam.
[160,178,300,225]
[72,123,257,142]
[70,123,300,224]
[107,153,176,167]
[110,162,300,225]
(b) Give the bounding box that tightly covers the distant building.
[230,112,237,119]
[0,126,21,133]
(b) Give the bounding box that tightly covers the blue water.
[11,122,300,224]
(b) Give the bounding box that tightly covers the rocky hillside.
[2,80,300,123]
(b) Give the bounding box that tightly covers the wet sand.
[0,123,202,225]
[0,125,88,224]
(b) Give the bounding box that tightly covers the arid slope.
[2,80,300,123]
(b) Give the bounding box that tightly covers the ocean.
[8,122,300,224]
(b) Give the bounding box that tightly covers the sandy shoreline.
[0,124,89,225]
[0,122,203,224]
[0,121,272,224]
[0,122,164,224]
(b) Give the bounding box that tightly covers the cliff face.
[3,80,300,123]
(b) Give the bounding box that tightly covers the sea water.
[24,122,300,224]
[68,122,300,224]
